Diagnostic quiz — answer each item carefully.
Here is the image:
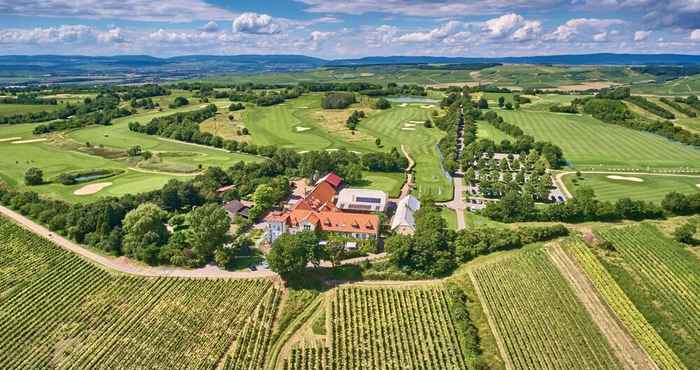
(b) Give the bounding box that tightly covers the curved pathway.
[0,205,277,279]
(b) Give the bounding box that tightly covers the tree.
[673,222,697,244]
[374,97,391,110]
[498,96,505,108]
[127,145,142,157]
[24,167,43,186]
[323,236,348,268]
[267,232,318,278]
[478,97,488,109]
[375,138,381,147]
[249,183,278,220]
[122,203,169,265]
[188,203,231,260]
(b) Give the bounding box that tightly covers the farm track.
[547,245,658,370]
[0,205,277,279]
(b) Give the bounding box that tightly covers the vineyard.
[597,224,700,368]
[0,216,280,369]
[282,285,467,370]
[560,239,685,369]
[469,248,621,369]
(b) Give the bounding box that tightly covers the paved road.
[440,176,467,230]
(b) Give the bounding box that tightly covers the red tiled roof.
[287,209,379,235]
[318,172,343,189]
[293,181,339,212]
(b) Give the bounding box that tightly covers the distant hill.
[327,53,700,66]
[1,53,700,86]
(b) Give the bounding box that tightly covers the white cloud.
[200,21,220,33]
[394,21,461,43]
[634,30,651,41]
[691,29,700,41]
[547,18,624,42]
[0,25,125,44]
[310,30,335,42]
[482,14,542,41]
[233,13,282,35]
[366,25,400,47]
[0,0,236,22]
[295,0,563,17]
[593,32,608,42]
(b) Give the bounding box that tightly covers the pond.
[387,96,438,104]
[74,174,111,182]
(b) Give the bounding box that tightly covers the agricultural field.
[562,173,700,203]
[0,103,62,117]
[631,75,700,96]
[596,224,700,368]
[469,247,622,369]
[0,215,280,369]
[497,109,700,171]
[560,239,685,369]
[280,284,468,370]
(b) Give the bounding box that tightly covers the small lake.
[387,96,438,104]
[75,174,110,182]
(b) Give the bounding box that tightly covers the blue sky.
[0,0,699,58]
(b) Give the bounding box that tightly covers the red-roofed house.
[264,173,380,243]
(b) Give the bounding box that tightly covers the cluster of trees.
[673,217,699,245]
[580,96,700,146]
[227,88,302,107]
[168,96,189,108]
[129,104,219,144]
[0,94,58,105]
[321,92,356,109]
[596,86,631,100]
[549,104,578,114]
[674,95,700,112]
[228,102,245,111]
[1,92,131,128]
[24,168,43,185]
[373,97,391,110]
[361,147,408,172]
[481,111,564,168]
[358,83,426,97]
[660,97,696,117]
[385,200,569,277]
[120,84,170,100]
[346,110,366,130]
[33,93,132,134]
[626,95,675,119]
[130,97,158,109]
[480,186,698,224]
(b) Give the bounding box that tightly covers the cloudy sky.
[1,0,699,58]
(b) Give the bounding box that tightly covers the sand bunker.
[11,138,47,144]
[297,106,309,109]
[696,184,700,189]
[409,120,423,124]
[607,175,644,183]
[298,150,309,154]
[400,103,408,107]
[401,127,416,131]
[0,137,22,142]
[73,182,112,195]
[295,126,311,132]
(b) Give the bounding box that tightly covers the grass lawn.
[498,109,700,171]
[0,104,61,117]
[563,173,700,203]
[356,171,405,198]
[477,121,513,142]
[0,102,263,203]
[243,94,452,200]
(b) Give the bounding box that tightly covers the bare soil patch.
[314,108,375,142]
[556,82,620,91]
[426,81,481,89]
[547,245,658,370]
[73,182,112,195]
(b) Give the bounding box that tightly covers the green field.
[497,109,700,171]
[561,239,685,369]
[0,103,61,117]
[243,94,452,200]
[631,75,700,95]
[477,121,513,142]
[283,284,467,370]
[470,247,621,369]
[0,216,280,369]
[563,173,700,203]
[597,225,700,368]
[0,102,262,202]
[356,171,405,198]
